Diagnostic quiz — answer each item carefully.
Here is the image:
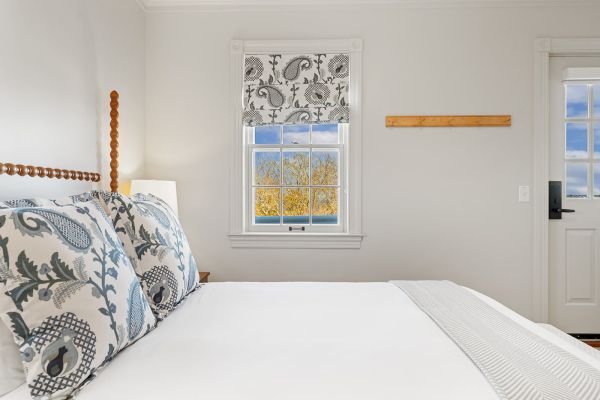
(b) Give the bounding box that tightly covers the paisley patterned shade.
[243,53,350,126]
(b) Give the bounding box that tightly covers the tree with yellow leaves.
[255,151,338,222]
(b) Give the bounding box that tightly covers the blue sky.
[254,124,338,144]
[254,126,281,144]
[564,85,600,197]
[566,122,587,159]
[566,85,588,118]
[566,163,588,197]
[565,84,600,118]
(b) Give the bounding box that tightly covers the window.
[248,123,346,233]
[229,39,363,248]
[564,82,600,198]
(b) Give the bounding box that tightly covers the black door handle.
[551,208,575,213]
[549,181,575,219]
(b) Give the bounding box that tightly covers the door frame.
[533,37,600,323]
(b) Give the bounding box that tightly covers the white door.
[549,56,600,334]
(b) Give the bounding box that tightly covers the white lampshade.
[129,180,179,217]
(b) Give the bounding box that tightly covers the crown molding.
[138,0,600,12]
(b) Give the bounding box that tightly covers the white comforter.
[4,282,600,400]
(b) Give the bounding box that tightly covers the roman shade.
[243,53,350,126]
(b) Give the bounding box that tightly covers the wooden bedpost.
[109,90,119,193]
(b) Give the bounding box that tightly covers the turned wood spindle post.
[109,90,120,193]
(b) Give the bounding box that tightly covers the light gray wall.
[145,5,600,319]
[2,2,599,320]
[0,0,146,200]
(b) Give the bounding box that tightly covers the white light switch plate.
[518,185,530,202]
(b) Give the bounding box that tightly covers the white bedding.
[3,282,600,400]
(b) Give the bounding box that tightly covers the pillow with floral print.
[0,275,25,396]
[0,200,156,399]
[0,196,93,396]
[97,192,199,319]
[0,191,99,209]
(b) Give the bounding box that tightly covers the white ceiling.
[138,0,599,12]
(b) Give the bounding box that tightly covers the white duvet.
[4,282,600,400]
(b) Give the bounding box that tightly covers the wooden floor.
[582,340,600,348]
[569,334,600,348]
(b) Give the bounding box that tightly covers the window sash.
[245,124,348,233]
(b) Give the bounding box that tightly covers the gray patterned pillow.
[0,200,156,399]
[97,192,199,319]
[0,192,98,209]
[0,304,24,395]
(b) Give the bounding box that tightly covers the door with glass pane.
[549,56,600,333]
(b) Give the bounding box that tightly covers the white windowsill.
[228,233,364,249]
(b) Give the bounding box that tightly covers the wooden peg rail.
[386,115,512,128]
[0,163,100,182]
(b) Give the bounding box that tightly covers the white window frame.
[229,39,364,249]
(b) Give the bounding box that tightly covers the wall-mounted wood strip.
[386,115,512,128]
[0,162,100,182]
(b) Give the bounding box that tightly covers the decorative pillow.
[0,201,30,395]
[0,308,25,395]
[98,192,199,319]
[0,200,156,399]
[0,192,98,209]
[0,197,71,395]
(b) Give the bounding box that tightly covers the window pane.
[283,125,309,144]
[312,188,338,224]
[595,164,600,198]
[566,162,589,198]
[311,124,339,144]
[595,125,600,159]
[283,150,309,186]
[255,188,280,224]
[594,85,600,118]
[566,123,588,159]
[311,150,339,185]
[254,126,281,144]
[566,84,588,119]
[254,150,280,185]
[283,188,309,224]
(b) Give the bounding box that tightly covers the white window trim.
[229,39,364,249]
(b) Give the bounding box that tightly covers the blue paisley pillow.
[97,192,199,319]
[0,200,156,399]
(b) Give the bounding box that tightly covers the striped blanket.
[391,281,600,400]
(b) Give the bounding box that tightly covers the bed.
[1,93,600,400]
[1,282,599,400]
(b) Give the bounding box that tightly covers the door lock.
[549,181,576,220]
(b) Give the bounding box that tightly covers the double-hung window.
[249,123,346,233]
[229,40,363,248]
